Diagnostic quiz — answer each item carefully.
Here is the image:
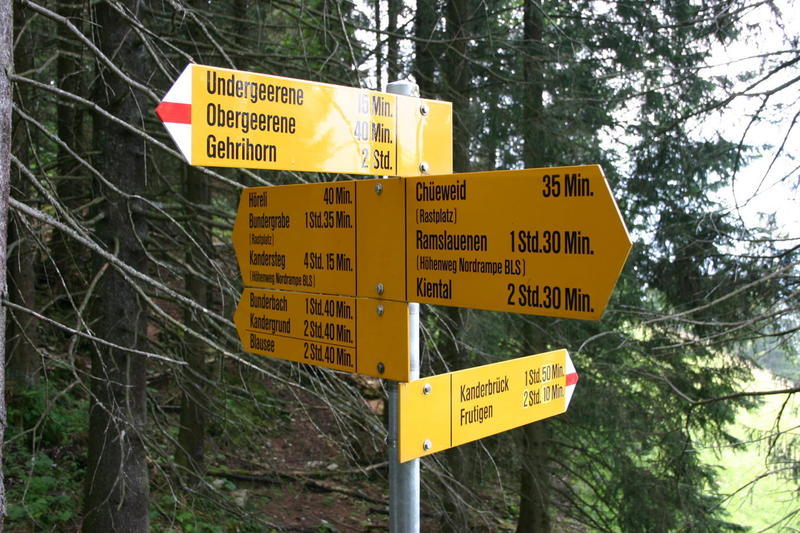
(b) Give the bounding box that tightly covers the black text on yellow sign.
[155,64,452,176]
[232,165,632,320]
[234,288,410,381]
[397,349,578,462]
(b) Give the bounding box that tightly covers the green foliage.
[5,382,87,531]
[173,510,225,533]
[750,337,800,383]
[205,372,288,449]
[152,495,229,533]
[5,452,80,528]
[7,382,85,447]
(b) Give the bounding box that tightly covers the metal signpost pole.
[386,79,421,532]
[388,302,420,531]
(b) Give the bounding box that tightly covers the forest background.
[0,0,798,531]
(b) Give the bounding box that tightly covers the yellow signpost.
[157,65,610,529]
[232,183,358,295]
[231,179,408,300]
[234,288,410,381]
[397,349,578,462]
[405,165,632,320]
[232,165,631,320]
[156,64,452,175]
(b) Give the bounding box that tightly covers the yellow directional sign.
[233,165,631,320]
[397,349,578,462]
[234,288,410,381]
[156,64,452,176]
[232,184,358,295]
[232,179,408,300]
[405,165,632,320]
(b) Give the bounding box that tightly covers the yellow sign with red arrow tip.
[398,349,578,462]
[156,64,452,176]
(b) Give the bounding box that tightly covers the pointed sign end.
[233,289,247,330]
[565,351,578,410]
[155,101,192,124]
[157,65,194,163]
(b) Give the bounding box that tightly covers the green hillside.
[704,368,800,531]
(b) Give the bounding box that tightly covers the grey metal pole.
[386,79,421,532]
[388,303,420,532]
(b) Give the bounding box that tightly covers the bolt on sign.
[232,165,632,320]
[234,288,410,381]
[156,64,452,176]
[397,349,578,462]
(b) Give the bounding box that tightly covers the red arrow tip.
[155,101,191,124]
[566,372,578,386]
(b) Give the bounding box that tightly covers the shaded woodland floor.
[4,360,510,532]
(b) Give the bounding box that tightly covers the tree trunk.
[445,0,471,173]
[413,0,438,98]
[517,3,551,532]
[0,0,14,522]
[83,1,150,531]
[6,1,39,390]
[176,166,210,483]
[517,422,551,533]
[386,0,400,82]
[522,0,546,169]
[374,0,383,89]
[438,308,471,533]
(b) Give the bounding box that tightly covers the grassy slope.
[702,368,799,531]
